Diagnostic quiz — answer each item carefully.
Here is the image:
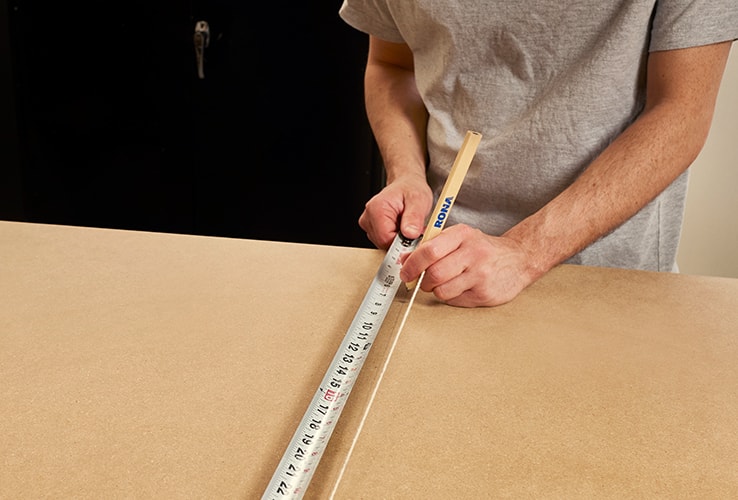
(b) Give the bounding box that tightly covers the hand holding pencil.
[403,131,482,290]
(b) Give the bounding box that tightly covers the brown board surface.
[1,221,737,499]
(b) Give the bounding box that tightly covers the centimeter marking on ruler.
[263,130,482,499]
[262,233,420,500]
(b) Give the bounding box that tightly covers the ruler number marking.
[262,234,419,500]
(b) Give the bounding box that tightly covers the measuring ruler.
[262,130,482,499]
[262,232,419,500]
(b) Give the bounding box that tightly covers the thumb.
[399,206,428,240]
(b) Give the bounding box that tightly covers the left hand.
[399,224,538,307]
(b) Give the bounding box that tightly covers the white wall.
[677,46,738,278]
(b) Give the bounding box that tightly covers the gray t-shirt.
[339,0,738,271]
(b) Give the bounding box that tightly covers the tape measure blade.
[262,233,418,500]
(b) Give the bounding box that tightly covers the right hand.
[358,173,434,249]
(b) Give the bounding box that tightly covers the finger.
[444,287,506,308]
[399,194,430,240]
[431,272,475,305]
[419,253,467,291]
[399,215,424,241]
[441,272,524,308]
[400,231,461,283]
[359,210,398,250]
[433,268,494,307]
[444,290,482,308]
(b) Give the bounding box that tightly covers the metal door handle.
[194,21,210,79]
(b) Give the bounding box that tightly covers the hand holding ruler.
[262,130,482,499]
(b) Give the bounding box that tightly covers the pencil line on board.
[328,272,425,499]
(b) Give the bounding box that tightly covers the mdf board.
[1,221,737,499]
[0,221,386,498]
[326,270,738,498]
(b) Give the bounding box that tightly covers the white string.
[328,272,425,499]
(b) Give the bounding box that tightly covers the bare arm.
[359,36,433,248]
[506,41,733,281]
[400,41,733,306]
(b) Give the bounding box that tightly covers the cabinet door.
[11,1,197,233]
[10,1,379,247]
[187,1,379,246]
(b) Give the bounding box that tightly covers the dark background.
[0,0,382,247]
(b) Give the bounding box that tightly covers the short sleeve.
[650,0,738,51]
[338,0,406,43]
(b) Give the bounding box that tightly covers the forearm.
[504,43,731,280]
[505,106,703,278]
[364,48,429,183]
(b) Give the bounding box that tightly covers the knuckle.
[424,243,445,261]
[424,265,443,284]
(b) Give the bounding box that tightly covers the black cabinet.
[1,1,382,247]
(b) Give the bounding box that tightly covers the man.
[339,1,737,307]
